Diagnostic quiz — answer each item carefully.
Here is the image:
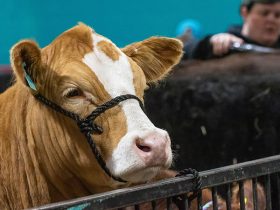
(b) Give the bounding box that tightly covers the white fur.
[83,32,170,182]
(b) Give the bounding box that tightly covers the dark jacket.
[183,25,280,60]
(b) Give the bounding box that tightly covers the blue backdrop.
[0,0,242,64]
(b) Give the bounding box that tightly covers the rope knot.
[77,119,103,134]
[173,168,202,209]
[176,168,202,192]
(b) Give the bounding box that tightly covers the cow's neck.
[0,83,129,207]
[0,85,51,209]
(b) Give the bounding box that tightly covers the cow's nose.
[134,132,171,167]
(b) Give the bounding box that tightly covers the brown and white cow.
[0,23,184,209]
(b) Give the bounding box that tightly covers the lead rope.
[35,93,144,183]
[173,168,202,209]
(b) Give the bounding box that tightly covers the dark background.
[145,54,280,171]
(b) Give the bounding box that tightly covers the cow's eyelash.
[64,88,84,98]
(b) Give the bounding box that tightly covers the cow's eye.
[65,88,83,98]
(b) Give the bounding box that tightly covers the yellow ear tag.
[22,62,37,91]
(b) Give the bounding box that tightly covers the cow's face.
[10,24,183,185]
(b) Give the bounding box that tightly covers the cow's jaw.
[82,32,172,183]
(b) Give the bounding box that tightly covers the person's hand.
[210,33,244,56]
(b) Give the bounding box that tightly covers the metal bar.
[252,178,258,210]
[277,173,280,210]
[166,197,172,210]
[197,190,202,210]
[151,200,156,210]
[29,155,280,210]
[180,194,187,210]
[185,195,189,210]
[239,181,245,210]
[134,204,140,210]
[201,155,280,189]
[226,184,231,210]
[265,175,272,210]
[212,187,218,210]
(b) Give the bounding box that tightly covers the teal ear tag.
[67,203,91,210]
[22,63,37,91]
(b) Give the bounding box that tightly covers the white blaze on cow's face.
[82,32,173,183]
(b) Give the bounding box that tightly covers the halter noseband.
[23,63,144,183]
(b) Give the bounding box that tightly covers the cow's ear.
[122,37,183,83]
[10,40,42,92]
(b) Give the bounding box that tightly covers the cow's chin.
[120,167,161,184]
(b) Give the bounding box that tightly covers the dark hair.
[241,0,280,12]
[240,2,255,14]
[245,2,255,11]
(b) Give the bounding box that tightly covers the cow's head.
[10,23,183,189]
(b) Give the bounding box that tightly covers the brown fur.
[0,23,183,209]
[122,37,183,83]
[97,40,120,61]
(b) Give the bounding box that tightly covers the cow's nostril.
[136,139,151,152]
[137,144,151,152]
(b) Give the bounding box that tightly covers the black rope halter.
[22,63,201,198]
[35,93,144,183]
[36,91,202,204]
[23,61,145,183]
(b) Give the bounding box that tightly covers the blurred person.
[175,19,203,59]
[185,0,280,60]
[176,19,203,43]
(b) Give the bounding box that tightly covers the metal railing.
[30,155,280,210]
